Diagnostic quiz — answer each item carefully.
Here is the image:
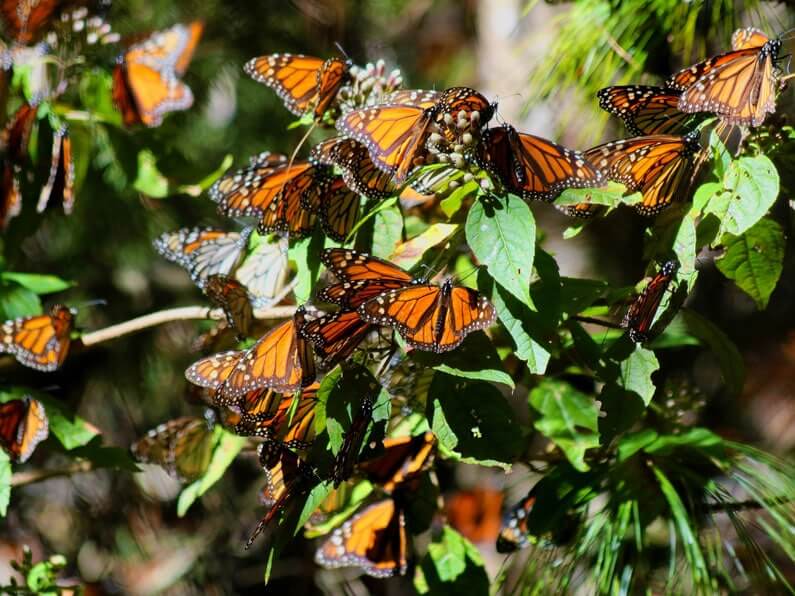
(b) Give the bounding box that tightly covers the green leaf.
[529,379,600,472]
[77,67,121,125]
[0,283,41,319]
[415,526,489,595]
[558,277,609,315]
[371,201,403,258]
[177,154,234,196]
[617,429,659,462]
[290,229,329,301]
[390,223,458,269]
[466,193,535,307]
[716,217,785,309]
[440,179,479,217]
[430,374,520,468]
[0,273,72,295]
[0,450,10,517]
[133,149,170,198]
[38,397,99,450]
[681,309,744,398]
[177,429,246,516]
[671,213,697,276]
[705,155,779,238]
[645,427,723,455]
[555,182,637,209]
[68,437,139,471]
[616,346,659,406]
[412,331,514,389]
[480,270,551,374]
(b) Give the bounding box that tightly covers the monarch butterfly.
[0,304,74,371]
[131,416,214,482]
[0,0,58,43]
[3,102,38,164]
[204,275,254,339]
[233,235,289,308]
[597,85,701,136]
[236,386,284,421]
[0,163,21,230]
[337,86,493,183]
[444,488,504,544]
[359,277,497,353]
[356,432,436,494]
[153,227,252,289]
[621,260,679,343]
[210,154,326,238]
[112,21,203,127]
[331,395,374,485]
[36,126,74,214]
[477,124,604,202]
[299,175,362,242]
[247,441,317,548]
[584,131,701,216]
[244,54,351,121]
[314,497,408,578]
[0,396,48,463]
[235,382,319,449]
[184,307,316,401]
[298,310,374,370]
[496,491,537,553]
[318,248,418,309]
[665,30,781,126]
[310,137,397,201]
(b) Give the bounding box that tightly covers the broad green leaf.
[323,366,387,455]
[177,429,246,516]
[681,309,744,398]
[645,427,723,455]
[529,379,600,472]
[556,182,637,209]
[371,201,403,258]
[77,67,121,124]
[413,331,514,389]
[705,155,779,238]
[302,480,373,537]
[289,229,330,302]
[415,526,489,595]
[482,272,551,374]
[296,481,336,531]
[0,450,10,517]
[616,346,659,406]
[558,277,609,315]
[133,149,169,198]
[671,213,697,275]
[617,429,659,462]
[390,223,458,270]
[692,181,722,213]
[430,374,520,468]
[0,284,41,319]
[39,397,99,450]
[466,193,535,307]
[708,128,732,179]
[0,273,73,295]
[716,217,785,309]
[440,179,479,217]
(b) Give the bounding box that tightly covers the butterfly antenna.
[333,42,351,61]
[71,298,108,310]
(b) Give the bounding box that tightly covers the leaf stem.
[11,460,94,487]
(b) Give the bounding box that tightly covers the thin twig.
[80,305,296,347]
[570,315,622,329]
[11,460,94,487]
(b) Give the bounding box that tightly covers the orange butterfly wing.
[357,432,436,494]
[322,248,415,285]
[1,0,58,43]
[337,104,433,183]
[204,275,254,338]
[0,304,74,371]
[0,397,48,463]
[315,498,408,578]
[114,22,203,127]
[237,383,319,449]
[184,349,244,390]
[215,310,316,401]
[314,57,350,119]
[0,163,21,230]
[311,137,396,201]
[584,133,700,215]
[597,85,697,136]
[36,127,74,214]
[621,260,679,343]
[298,309,373,369]
[732,27,770,50]
[497,492,537,553]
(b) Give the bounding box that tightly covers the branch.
[10,460,94,487]
[79,305,297,347]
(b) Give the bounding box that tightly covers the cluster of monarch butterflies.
[129,30,770,577]
[1,8,203,230]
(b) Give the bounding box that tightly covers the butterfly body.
[621,260,679,343]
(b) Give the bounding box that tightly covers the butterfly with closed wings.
[0,396,49,463]
[621,260,679,343]
[0,304,74,371]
